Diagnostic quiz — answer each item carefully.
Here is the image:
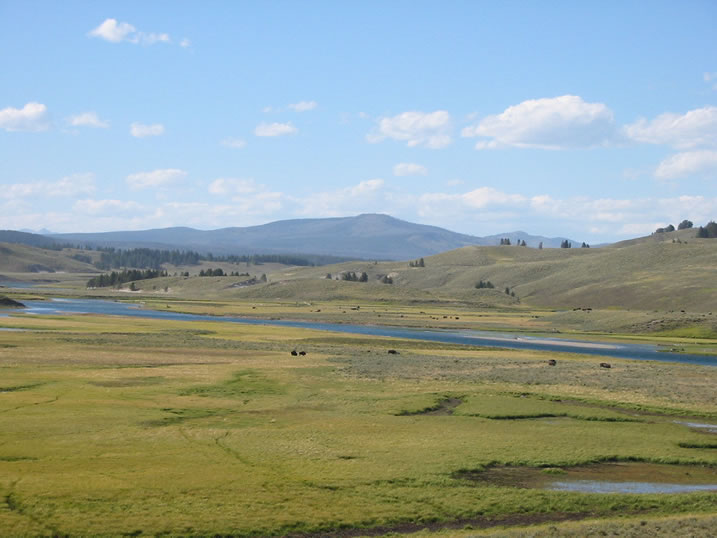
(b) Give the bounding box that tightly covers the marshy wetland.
[1,293,716,536]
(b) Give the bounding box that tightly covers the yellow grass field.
[1,309,716,536]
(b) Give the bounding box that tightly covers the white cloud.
[624,106,717,149]
[417,187,527,217]
[1,174,95,200]
[294,179,386,217]
[367,110,452,149]
[88,18,172,46]
[126,169,187,190]
[88,19,136,43]
[74,199,143,215]
[221,137,247,149]
[130,122,165,137]
[463,187,527,209]
[349,178,383,195]
[67,112,109,128]
[207,178,284,214]
[255,122,297,137]
[462,95,616,150]
[0,102,50,132]
[655,150,717,179]
[288,101,318,112]
[208,178,261,196]
[529,195,637,223]
[142,33,170,45]
[180,38,191,48]
[393,163,428,176]
[413,186,717,241]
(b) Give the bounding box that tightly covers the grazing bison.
[387,349,399,355]
[299,351,307,356]
[290,350,298,356]
[600,362,611,368]
[547,359,556,366]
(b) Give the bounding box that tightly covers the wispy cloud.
[130,122,165,138]
[655,150,717,180]
[704,72,717,90]
[294,179,386,217]
[88,18,172,46]
[221,137,247,149]
[393,163,428,176]
[126,169,187,190]
[74,199,143,215]
[0,102,50,132]
[462,95,617,150]
[368,110,452,149]
[255,122,297,137]
[209,178,262,196]
[415,186,717,239]
[208,178,283,214]
[67,111,109,128]
[1,174,95,200]
[288,101,318,112]
[624,106,717,149]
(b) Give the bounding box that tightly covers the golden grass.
[0,311,716,536]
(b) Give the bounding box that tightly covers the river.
[14,298,717,367]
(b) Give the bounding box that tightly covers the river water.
[14,298,717,367]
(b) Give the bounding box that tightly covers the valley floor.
[0,297,716,536]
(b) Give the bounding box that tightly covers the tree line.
[341,271,369,282]
[696,221,717,238]
[94,248,201,270]
[87,269,168,288]
[655,219,716,238]
[92,248,346,270]
[210,253,347,266]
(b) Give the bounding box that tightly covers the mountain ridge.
[39,214,578,260]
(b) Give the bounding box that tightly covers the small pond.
[456,462,717,494]
[675,421,717,434]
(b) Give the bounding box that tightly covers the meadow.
[1,307,716,536]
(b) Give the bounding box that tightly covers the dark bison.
[387,349,399,355]
[290,350,298,356]
[600,362,611,368]
[547,359,556,366]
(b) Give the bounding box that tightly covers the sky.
[1,1,716,243]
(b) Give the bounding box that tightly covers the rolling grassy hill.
[128,235,717,313]
[245,238,715,311]
[0,243,97,274]
[2,229,715,314]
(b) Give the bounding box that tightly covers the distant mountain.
[39,214,577,260]
[0,230,60,249]
[20,228,54,235]
[479,231,577,248]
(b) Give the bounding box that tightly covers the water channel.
[9,298,717,367]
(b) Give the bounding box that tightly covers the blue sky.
[1,1,716,242]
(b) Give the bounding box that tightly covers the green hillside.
[3,235,716,314]
[225,239,717,312]
[0,243,97,274]
[417,240,716,312]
